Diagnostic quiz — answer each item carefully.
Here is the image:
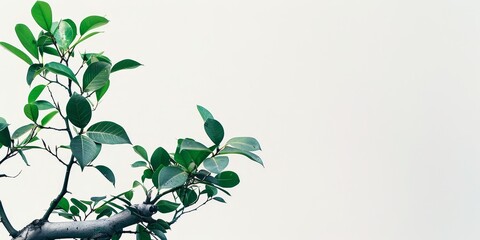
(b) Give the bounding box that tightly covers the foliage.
[0,1,263,239]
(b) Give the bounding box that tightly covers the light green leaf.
[66,93,92,128]
[95,165,115,186]
[15,24,38,59]
[70,135,101,169]
[215,171,240,188]
[83,61,111,92]
[0,118,8,132]
[26,64,43,86]
[95,79,109,101]
[12,124,34,139]
[203,156,229,174]
[17,150,30,166]
[86,121,131,144]
[219,146,264,166]
[0,42,33,65]
[31,1,52,31]
[52,20,74,50]
[131,161,147,168]
[133,145,148,161]
[45,62,78,85]
[80,16,109,35]
[158,166,188,189]
[156,200,180,213]
[111,59,142,73]
[34,100,55,110]
[226,137,261,151]
[41,110,58,126]
[55,197,69,212]
[204,118,224,145]
[24,103,39,122]
[28,84,46,103]
[180,139,211,153]
[197,105,213,121]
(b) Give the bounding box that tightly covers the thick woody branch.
[13,204,156,240]
[0,201,18,237]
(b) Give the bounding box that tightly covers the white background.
[1,0,480,239]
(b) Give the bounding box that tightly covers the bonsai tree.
[0,1,263,239]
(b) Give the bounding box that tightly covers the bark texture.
[12,204,156,240]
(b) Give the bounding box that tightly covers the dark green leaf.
[219,146,264,166]
[83,61,111,92]
[204,118,224,145]
[45,62,78,85]
[150,229,167,240]
[87,121,131,144]
[151,147,170,170]
[34,100,55,110]
[213,197,226,203]
[142,169,153,182]
[215,171,240,188]
[180,139,211,153]
[151,167,161,188]
[203,185,218,198]
[15,24,38,59]
[156,200,180,213]
[24,103,39,122]
[80,16,109,35]
[136,224,151,240]
[41,46,59,56]
[133,145,148,161]
[17,150,29,166]
[55,197,69,212]
[177,188,198,207]
[12,124,34,139]
[111,232,122,240]
[70,206,80,216]
[131,161,147,168]
[124,190,134,201]
[96,207,113,219]
[66,93,92,128]
[95,79,109,101]
[70,135,101,169]
[226,137,262,151]
[197,105,213,121]
[28,84,46,103]
[111,59,143,73]
[70,198,88,213]
[95,165,115,186]
[41,110,58,126]
[158,166,188,189]
[203,156,229,174]
[90,196,106,203]
[31,1,52,31]
[26,64,43,85]
[0,42,33,65]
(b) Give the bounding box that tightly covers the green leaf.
[131,161,147,168]
[213,196,226,203]
[64,19,77,39]
[215,171,240,188]
[203,156,229,174]
[158,166,188,189]
[24,103,39,122]
[226,137,262,151]
[26,64,43,86]
[70,135,101,169]
[72,31,101,48]
[133,145,148,161]
[180,139,211,153]
[15,24,38,59]
[0,126,10,148]
[0,118,7,132]
[112,232,122,240]
[142,169,153,182]
[203,185,218,198]
[83,61,111,92]
[52,20,74,50]
[151,147,170,171]
[70,198,88,213]
[124,190,134,201]
[70,206,80,216]
[55,197,69,212]
[136,224,151,240]
[87,121,131,144]
[17,150,30,166]
[34,100,55,110]
[219,146,264,166]
[28,84,46,103]
[0,42,33,65]
[204,118,224,145]
[66,93,92,128]
[12,124,34,139]
[41,46,59,56]
[150,229,167,240]
[156,200,180,213]
[45,62,78,85]
[151,167,161,188]
[80,16,109,35]
[177,188,198,207]
[95,165,115,186]
[111,59,143,73]
[31,1,52,31]
[95,80,110,101]
[197,105,213,122]
[41,110,58,126]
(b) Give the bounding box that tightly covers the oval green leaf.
[41,110,58,126]
[158,166,188,189]
[95,165,115,186]
[83,61,111,92]
[133,145,148,161]
[156,200,180,213]
[15,24,38,59]
[0,118,11,147]
[196,105,213,122]
[45,62,78,85]
[151,147,170,170]
[219,146,264,166]
[52,20,74,50]
[204,118,224,145]
[12,124,34,139]
[203,156,229,174]
[111,59,142,73]
[31,1,52,31]
[215,171,240,188]
[226,137,262,151]
[24,103,39,122]
[66,93,92,128]
[28,84,46,103]
[34,100,55,110]
[80,16,109,35]
[86,121,131,144]
[26,64,43,85]
[0,42,33,65]
[70,135,101,169]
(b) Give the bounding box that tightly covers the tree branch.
[13,204,156,240]
[0,201,18,237]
